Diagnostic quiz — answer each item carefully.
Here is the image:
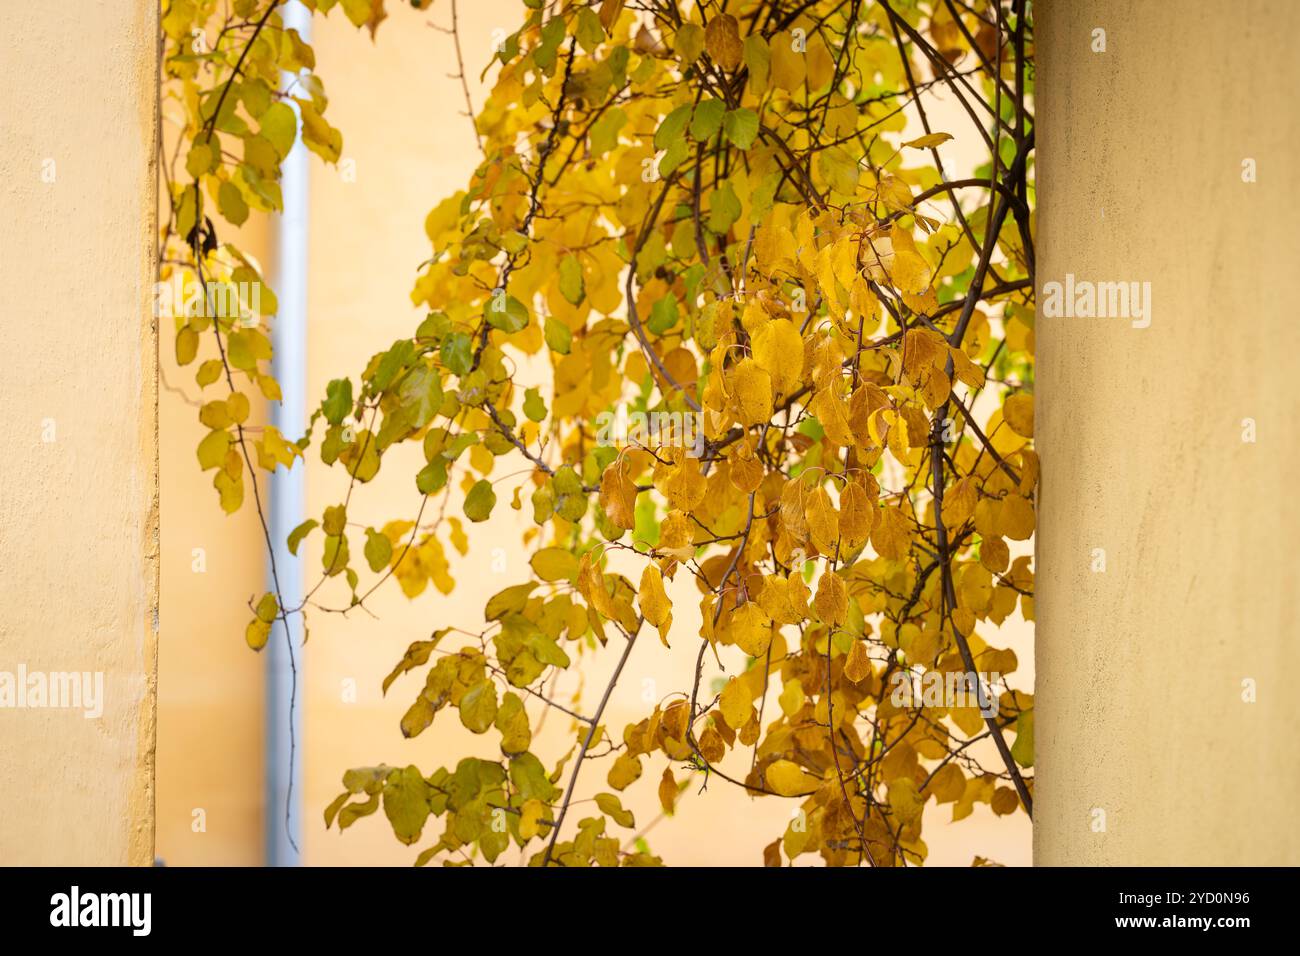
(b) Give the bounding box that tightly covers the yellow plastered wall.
[1035,0,1300,864]
[0,0,159,865]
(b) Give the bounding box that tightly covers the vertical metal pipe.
[266,0,310,867]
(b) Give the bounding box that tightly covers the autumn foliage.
[161,0,1036,866]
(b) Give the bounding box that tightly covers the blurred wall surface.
[0,0,158,865]
[1036,0,1300,864]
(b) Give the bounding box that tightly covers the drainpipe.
[266,0,310,867]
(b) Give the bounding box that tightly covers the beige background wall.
[0,0,158,865]
[1036,0,1300,864]
[8,0,1293,870]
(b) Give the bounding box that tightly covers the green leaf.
[185,143,215,178]
[287,518,318,556]
[818,146,861,197]
[595,792,636,828]
[464,479,497,522]
[575,6,605,52]
[655,104,692,151]
[323,503,347,535]
[707,183,741,235]
[552,466,588,522]
[510,752,558,803]
[485,582,538,621]
[1011,710,1034,768]
[381,632,449,695]
[529,546,578,582]
[364,528,393,572]
[373,339,415,392]
[415,457,447,495]
[382,766,432,845]
[255,592,279,623]
[675,22,705,66]
[544,316,572,354]
[322,533,350,576]
[659,136,689,176]
[743,35,771,90]
[648,295,679,334]
[690,98,725,140]
[260,101,298,159]
[196,428,231,470]
[440,331,473,376]
[397,365,442,430]
[322,378,352,425]
[487,295,529,333]
[218,180,249,226]
[523,387,547,422]
[558,255,585,305]
[525,632,571,668]
[588,108,626,156]
[458,680,498,734]
[723,108,760,150]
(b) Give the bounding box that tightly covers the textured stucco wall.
[1036,0,1300,864]
[0,0,159,864]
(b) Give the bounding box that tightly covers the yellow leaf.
[598,0,625,32]
[778,679,805,717]
[530,546,578,582]
[658,768,678,815]
[871,504,911,560]
[888,777,924,823]
[998,494,1035,541]
[704,13,743,70]
[519,798,545,839]
[904,132,954,148]
[942,476,978,529]
[929,763,965,804]
[806,486,839,555]
[719,676,753,730]
[770,31,806,90]
[245,617,270,651]
[1003,393,1034,437]
[843,638,871,683]
[751,318,803,397]
[600,456,638,530]
[607,752,642,791]
[728,438,764,494]
[731,358,773,426]
[991,786,1020,816]
[811,387,855,447]
[176,326,199,366]
[638,564,673,646]
[980,535,1010,573]
[839,480,875,547]
[728,601,773,656]
[814,571,848,626]
[756,575,807,626]
[765,759,814,797]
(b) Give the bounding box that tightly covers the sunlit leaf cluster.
[162,0,1036,866]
